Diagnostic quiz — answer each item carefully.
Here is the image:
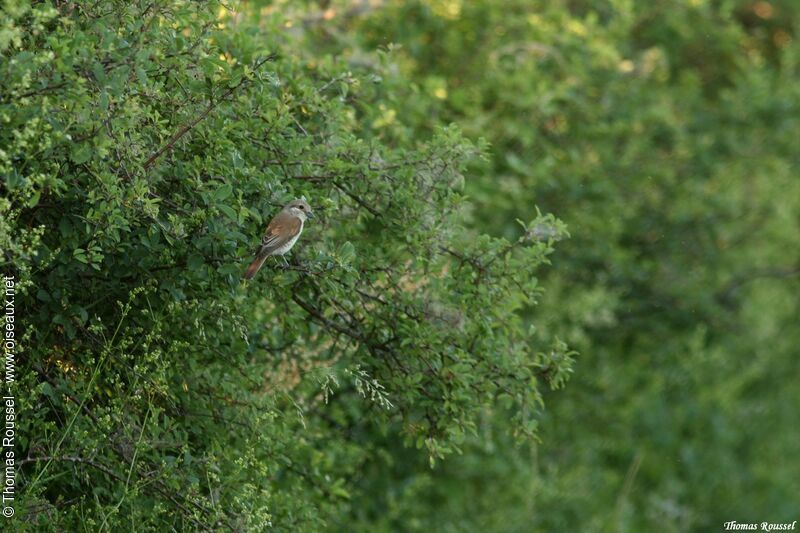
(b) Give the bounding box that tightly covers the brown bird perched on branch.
[243,198,314,280]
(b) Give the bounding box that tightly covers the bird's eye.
[297,205,305,210]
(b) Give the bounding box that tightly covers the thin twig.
[142,54,277,170]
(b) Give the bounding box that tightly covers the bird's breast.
[273,227,302,255]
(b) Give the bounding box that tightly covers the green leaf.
[337,241,355,264]
[187,254,205,270]
[214,183,233,202]
[70,144,92,164]
[218,204,238,222]
[27,189,41,207]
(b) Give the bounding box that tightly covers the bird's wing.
[257,210,302,255]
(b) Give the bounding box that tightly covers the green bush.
[1,1,572,529]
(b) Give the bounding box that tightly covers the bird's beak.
[306,210,315,219]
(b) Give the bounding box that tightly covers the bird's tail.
[243,252,268,280]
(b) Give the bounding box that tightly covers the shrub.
[1,2,570,529]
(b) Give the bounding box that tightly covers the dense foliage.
[1,0,798,531]
[2,1,571,530]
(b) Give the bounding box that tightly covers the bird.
[243,198,314,280]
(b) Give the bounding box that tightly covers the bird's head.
[285,198,314,220]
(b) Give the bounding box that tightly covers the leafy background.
[1,0,798,531]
